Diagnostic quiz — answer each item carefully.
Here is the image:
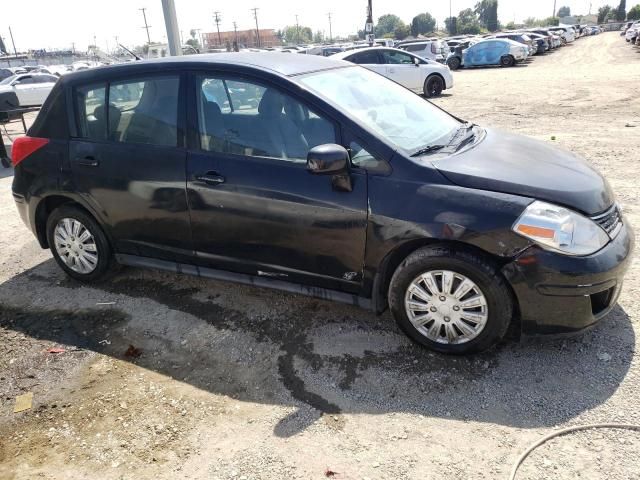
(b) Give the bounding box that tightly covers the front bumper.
[502,221,634,335]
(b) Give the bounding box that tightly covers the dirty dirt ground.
[1,32,639,480]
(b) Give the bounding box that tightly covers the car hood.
[432,128,614,216]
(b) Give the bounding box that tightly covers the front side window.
[299,67,459,154]
[108,76,179,146]
[196,75,336,162]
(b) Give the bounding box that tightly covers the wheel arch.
[35,195,105,249]
[425,72,446,91]
[372,238,520,327]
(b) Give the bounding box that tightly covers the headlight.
[513,201,610,256]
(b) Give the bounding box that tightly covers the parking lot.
[1,31,639,479]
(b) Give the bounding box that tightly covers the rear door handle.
[76,156,100,167]
[196,172,225,186]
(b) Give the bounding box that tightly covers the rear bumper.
[502,221,634,335]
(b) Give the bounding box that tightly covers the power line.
[139,7,152,44]
[214,11,222,46]
[251,7,260,48]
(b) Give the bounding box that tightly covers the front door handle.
[196,172,225,186]
[76,156,100,167]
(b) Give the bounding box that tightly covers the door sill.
[115,254,372,310]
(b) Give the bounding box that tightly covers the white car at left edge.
[0,73,59,107]
[332,47,454,98]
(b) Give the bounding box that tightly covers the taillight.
[11,136,49,167]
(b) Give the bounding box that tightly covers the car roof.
[59,52,348,83]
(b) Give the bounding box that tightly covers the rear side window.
[381,50,415,64]
[108,76,179,146]
[75,84,107,141]
[405,44,425,52]
[349,51,381,64]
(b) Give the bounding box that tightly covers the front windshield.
[0,75,17,86]
[298,66,460,153]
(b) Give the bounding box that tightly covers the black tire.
[388,246,513,355]
[46,205,118,282]
[424,75,445,98]
[500,55,515,67]
[447,56,461,70]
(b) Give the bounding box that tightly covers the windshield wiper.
[410,145,447,157]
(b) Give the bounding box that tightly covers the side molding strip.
[115,254,372,310]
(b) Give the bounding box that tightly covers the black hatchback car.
[11,53,633,354]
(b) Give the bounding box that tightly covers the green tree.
[313,30,325,43]
[543,16,560,26]
[616,0,627,20]
[475,0,499,31]
[457,8,482,34]
[410,12,436,36]
[523,16,537,26]
[557,6,571,17]
[375,14,406,37]
[504,21,516,29]
[395,24,411,39]
[628,4,640,19]
[598,5,613,22]
[281,25,312,44]
[444,16,458,35]
[185,38,200,50]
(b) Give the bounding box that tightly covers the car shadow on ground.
[0,257,634,438]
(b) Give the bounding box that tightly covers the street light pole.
[160,0,182,56]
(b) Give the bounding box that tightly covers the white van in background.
[397,40,446,63]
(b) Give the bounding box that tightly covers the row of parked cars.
[623,20,640,45]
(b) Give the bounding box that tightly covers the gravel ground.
[0,32,639,480]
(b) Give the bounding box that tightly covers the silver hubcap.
[53,218,99,274]
[404,270,488,345]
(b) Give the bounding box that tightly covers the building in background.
[203,29,280,50]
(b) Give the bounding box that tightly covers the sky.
[2,0,612,51]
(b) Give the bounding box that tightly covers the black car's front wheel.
[424,75,445,97]
[46,205,117,282]
[388,246,513,355]
[447,56,461,70]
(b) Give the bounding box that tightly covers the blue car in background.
[447,38,529,70]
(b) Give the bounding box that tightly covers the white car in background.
[397,39,447,63]
[332,47,453,97]
[0,73,58,107]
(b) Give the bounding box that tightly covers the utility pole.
[214,11,222,46]
[233,22,239,51]
[8,26,18,57]
[140,7,152,43]
[251,7,261,48]
[365,0,374,46]
[553,0,557,17]
[295,15,300,44]
[161,0,182,56]
[327,12,333,42]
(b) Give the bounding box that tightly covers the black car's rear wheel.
[46,205,117,282]
[388,246,513,354]
[447,56,461,70]
[500,55,515,67]
[424,75,445,97]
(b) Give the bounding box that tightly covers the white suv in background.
[397,40,446,63]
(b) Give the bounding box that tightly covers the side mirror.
[307,144,349,175]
